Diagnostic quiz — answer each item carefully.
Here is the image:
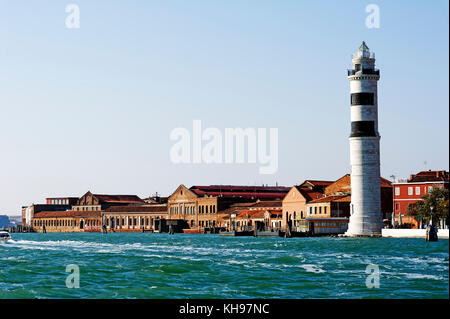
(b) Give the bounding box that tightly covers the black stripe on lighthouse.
[350,121,376,137]
[351,93,374,105]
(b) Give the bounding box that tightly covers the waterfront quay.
[19,170,449,237]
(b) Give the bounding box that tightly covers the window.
[415,187,420,195]
[395,203,399,210]
[408,187,413,195]
[395,187,400,196]
[319,207,322,214]
[314,207,317,214]
[428,186,433,193]
[324,207,327,215]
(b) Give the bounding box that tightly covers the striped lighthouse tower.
[345,42,382,237]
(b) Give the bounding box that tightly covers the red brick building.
[393,170,449,228]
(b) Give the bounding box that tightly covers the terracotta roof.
[236,210,265,219]
[34,211,102,218]
[307,195,351,204]
[294,186,325,201]
[229,202,257,207]
[104,205,167,213]
[189,185,290,200]
[251,200,282,208]
[266,209,282,218]
[325,174,392,196]
[409,170,449,183]
[302,180,334,186]
[217,203,256,215]
[93,194,144,204]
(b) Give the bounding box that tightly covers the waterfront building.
[22,203,72,227]
[281,185,326,231]
[346,41,382,236]
[234,208,282,232]
[168,184,289,231]
[392,170,449,228]
[30,192,149,233]
[216,202,257,230]
[103,204,168,232]
[264,209,282,230]
[32,210,102,233]
[73,191,144,211]
[235,210,264,230]
[305,195,351,219]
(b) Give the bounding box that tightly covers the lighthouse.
[345,42,382,236]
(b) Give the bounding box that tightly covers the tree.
[408,187,449,225]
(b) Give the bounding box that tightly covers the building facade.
[393,170,449,228]
[103,205,168,232]
[22,203,72,227]
[306,195,351,219]
[168,184,289,231]
[281,185,326,231]
[32,210,102,233]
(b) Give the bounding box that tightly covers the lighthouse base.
[343,233,382,238]
[344,214,383,237]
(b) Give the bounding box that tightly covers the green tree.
[408,187,449,225]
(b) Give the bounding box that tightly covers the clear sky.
[0,0,448,215]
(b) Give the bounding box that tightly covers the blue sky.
[0,0,448,215]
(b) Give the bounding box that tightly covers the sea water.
[0,233,448,299]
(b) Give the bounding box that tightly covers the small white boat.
[0,231,11,242]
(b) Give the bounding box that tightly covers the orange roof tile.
[307,195,351,204]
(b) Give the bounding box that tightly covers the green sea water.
[0,233,448,299]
